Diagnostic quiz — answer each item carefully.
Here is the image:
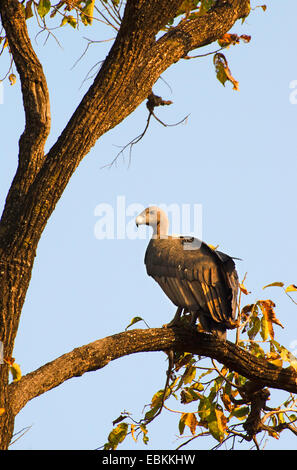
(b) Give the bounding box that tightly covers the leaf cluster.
[103,279,297,450]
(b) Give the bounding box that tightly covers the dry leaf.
[239,283,250,295]
[259,300,284,339]
[263,282,284,289]
[8,74,17,86]
[213,53,239,91]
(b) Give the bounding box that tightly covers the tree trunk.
[0,249,35,449]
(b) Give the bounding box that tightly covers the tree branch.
[0,0,250,258]
[9,327,297,417]
[0,0,50,208]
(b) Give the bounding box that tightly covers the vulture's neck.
[152,216,169,239]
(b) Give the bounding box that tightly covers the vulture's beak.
[135,214,145,227]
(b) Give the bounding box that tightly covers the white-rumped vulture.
[136,206,239,340]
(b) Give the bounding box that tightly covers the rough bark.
[0,0,253,449]
[8,327,297,418]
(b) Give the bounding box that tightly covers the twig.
[71,36,115,70]
[101,92,188,169]
[183,47,224,60]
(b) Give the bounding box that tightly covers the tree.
[0,0,296,450]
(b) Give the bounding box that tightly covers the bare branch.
[8,327,297,418]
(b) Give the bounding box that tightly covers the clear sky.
[1,0,297,450]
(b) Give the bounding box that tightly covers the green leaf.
[199,0,215,15]
[178,414,186,435]
[144,405,160,421]
[125,316,145,330]
[247,315,261,340]
[67,15,77,28]
[213,53,239,91]
[182,365,196,384]
[207,407,227,442]
[104,422,128,450]
[37,0,51,18]
[231,405,250,420]
[139,424,149,445]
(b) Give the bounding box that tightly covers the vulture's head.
[136,206,169,238]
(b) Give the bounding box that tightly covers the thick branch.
[0,0,50,205]
[9,327,297,417]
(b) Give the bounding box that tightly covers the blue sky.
[1,1,297,450]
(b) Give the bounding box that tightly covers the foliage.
[104,280,297,450]
[1,0,253,90]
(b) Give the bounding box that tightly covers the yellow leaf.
[80,0,95,25]
[0,408,5,416]
[218,33,251,48]
[8,73,17,86]
[285,284,297,293]
[10,363,22,382]
[183,365,196,384]
[208,244,219,251]
[221,392,233,412]
[183,412,198,435]
[272,340,297,372]
[239,283,250,295]
[263,282,284,289]
[215,408,228,435]
[130,424,137,442]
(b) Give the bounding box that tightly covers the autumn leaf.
[0,408,5,417]
[213,53,239,91]
[80,0,95,25]
[25,0,34,19]
[218,33,251,48]
[271,340,297,372]
[180,412,198,435]
[9,362,22,382]
[130,423,137,442]
[139,424,149,445]
[207,407,227,442]
[285,284,297,293]
[263,281,284,289]
[8,74,17,86]
[258,300,284,339]
[221,392,233,412]
[239,283,250,295]
[266,351,283,368]
[182,364,196,384]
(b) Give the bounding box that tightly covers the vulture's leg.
[189,310,199,326]
[163,306,183,328]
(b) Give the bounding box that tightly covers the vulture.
[136,206,239,340]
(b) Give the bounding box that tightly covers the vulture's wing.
[145,237,238,327]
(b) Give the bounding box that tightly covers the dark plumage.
[136,206,239,340]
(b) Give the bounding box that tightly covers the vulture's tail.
[198,312,227,341]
